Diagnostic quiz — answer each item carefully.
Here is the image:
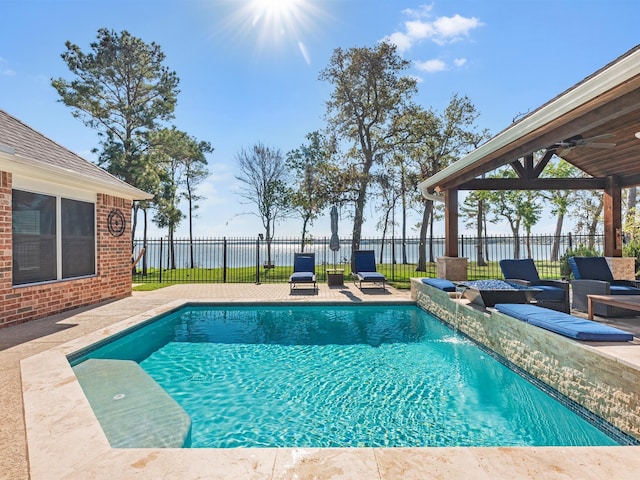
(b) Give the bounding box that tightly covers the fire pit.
[456,280,542,308]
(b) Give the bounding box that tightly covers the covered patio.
[418,44,640,270]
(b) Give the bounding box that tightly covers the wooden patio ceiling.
[420,44,640,194]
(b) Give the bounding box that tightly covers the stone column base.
[606,257,637,280]
[436,256,468,281]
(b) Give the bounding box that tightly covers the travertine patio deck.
[3,283,640,479]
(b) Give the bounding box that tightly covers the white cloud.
[453,58,467,67]
[414,58,447,73]
[384,6,482,53]
[431,14,481,45]
[385,31,413,53]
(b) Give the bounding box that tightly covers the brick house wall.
[1,171,133,327]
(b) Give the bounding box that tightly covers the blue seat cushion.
[293,255,315,274]
[357,272,386,282]
[533,285,566,302]
[609,285,640,294]
[354,251,377,273]
[570,256,614,281]
[290,272,315,282]
[494,303,633,342]
[421,278,456,292]
[499,259,540,283]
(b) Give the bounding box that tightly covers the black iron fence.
[131,233,606,284]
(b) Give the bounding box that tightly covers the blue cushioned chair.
[289,252,317,292]
[569,256,640,317]
[352,250,386,290]
[499,259,570,313]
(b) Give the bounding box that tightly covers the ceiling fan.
[547,134,617,152]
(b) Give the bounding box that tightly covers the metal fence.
[131,233,606,284]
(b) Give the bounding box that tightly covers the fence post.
[461,235,465,258]
[256,236,261,284]
[159,238,163,283]
[223,237,227,283]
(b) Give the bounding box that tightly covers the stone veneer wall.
[411,278,640,441]
[0,171,133,327]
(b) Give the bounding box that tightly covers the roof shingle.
[0,109,150,199]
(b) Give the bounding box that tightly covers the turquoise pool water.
[72,304,619,448]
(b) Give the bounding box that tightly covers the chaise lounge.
[352,250,386,290]
[569,256,640,317]
[289,252,317,292]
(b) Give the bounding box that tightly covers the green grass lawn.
[132,260,566,292]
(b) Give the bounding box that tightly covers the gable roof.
[418,44,640,196]
[0,109,152,200]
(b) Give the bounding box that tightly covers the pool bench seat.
[73,359,192,448]
[494,303,634,342]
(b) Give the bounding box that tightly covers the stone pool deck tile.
[4,283,640,479]
[272,448,380,479]
[374,447,492,479]
[135,282,413,303]
[473,446,640,479]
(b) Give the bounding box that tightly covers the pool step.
[73,359,191,448]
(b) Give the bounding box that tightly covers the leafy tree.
[485,168,543,259]
[373,165,402,263]
[521,189,543,258]
[286,131,337,251]
[461,189,491,265]
[147,128,211,269]
[541,158,581,260]
[51,28,180,242]
[319,42,417,269]
[182,142,212,268]
[569,188,604,249]
[401,95,489,271]
[235,142,291,266]
[625,187,637,241]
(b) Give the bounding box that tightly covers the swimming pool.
[71,304,619,448]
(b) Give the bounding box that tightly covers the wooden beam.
[621,173,640,188]
[444,189,458,257]
[510,159,526,178]
[532,150,554,178]
[603,175,623,257]
[458,177,606,191]
[435,87,640,191]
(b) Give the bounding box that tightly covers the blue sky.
[2,0,639,239]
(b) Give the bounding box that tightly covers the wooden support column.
[438,188,467,280]
[603,175,623,257]
[444,188,459,257]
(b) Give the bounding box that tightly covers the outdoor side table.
[326,269,344,286]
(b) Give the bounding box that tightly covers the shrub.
[623,238,640,276]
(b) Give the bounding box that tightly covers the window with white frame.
[12,189,96,286]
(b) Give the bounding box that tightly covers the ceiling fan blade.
[579,142,616,148]
[581,134,615,143]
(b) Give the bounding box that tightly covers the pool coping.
[19,289,640,479]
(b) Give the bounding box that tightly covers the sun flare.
[229,0,324,63]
